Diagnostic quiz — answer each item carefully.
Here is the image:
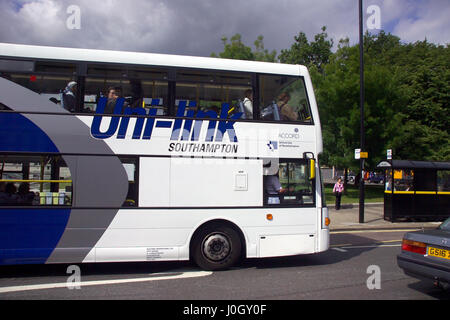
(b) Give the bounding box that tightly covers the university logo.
[267,141,278,151]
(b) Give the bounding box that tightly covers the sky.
[0,0,448,57]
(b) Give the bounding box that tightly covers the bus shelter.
[377,160,450,222]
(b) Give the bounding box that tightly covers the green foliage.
[253,35,277,62]
[315,31,449,169]
[211,34,276,62]
[210,28,449,168]
[390,40,450,161]
[278,26,334,73]
[324,183,384,204]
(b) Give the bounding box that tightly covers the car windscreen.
[438,218,450,231]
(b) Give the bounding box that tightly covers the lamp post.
[359,0,365,223]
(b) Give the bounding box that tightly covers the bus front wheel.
[192,224,242,271]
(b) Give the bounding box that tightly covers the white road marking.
[0,270,212,294]
[341,244,401,249]
[331,240,402,251]
[332,247,348,252]
[331,229,420,234]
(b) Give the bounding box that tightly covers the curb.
[325,202,442,232]
[329,225,438,232]
[327,202,383,209]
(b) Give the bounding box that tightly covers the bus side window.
[175,69,252,120]
[259,75,312,123]
[0,155,72,207]
[263,158,282,205]
[120,157,138,207]
[263,159,314,206]
[0,60,77,111]
[84,64,169,115]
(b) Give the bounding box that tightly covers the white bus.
[0,43,329,270]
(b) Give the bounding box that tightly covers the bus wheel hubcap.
[203,233,230,261]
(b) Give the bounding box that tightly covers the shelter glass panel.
[393,169,414,191]
[437,170,450,192]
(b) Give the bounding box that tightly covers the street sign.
[355,148,361,160]
[360,152,368,159]
[387,149,392,160]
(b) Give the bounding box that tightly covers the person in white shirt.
[264,171,286,204]
[243,89,253,119]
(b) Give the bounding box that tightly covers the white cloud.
[391,0,450,44]
[0,0,66,43]
[0,0,448,58]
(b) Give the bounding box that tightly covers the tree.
[211,34,276,62]
[209,29,450,169]
[387,40,450,161]
[278,26,333,73]
[314,31,409,175]
[211,34,254,61]
[253,35,277,62]
[314,31,449,174]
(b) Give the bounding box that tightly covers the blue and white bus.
[0,43,329,270]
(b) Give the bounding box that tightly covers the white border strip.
[0,270,212,294]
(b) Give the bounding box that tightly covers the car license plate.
[427,247,450,260]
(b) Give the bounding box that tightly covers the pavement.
[328,202,443,231]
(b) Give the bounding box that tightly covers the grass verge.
[324,183,384,206]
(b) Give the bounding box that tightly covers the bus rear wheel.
[192,224,242,271]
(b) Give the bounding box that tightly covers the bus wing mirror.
[309,159,316,180]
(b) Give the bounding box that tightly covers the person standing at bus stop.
[333,178,344,210]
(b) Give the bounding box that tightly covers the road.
[0,230,448,302]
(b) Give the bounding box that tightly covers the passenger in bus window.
[17,182,35,206]
[33,191,40,206]
[105,86,127,114]
[61,81,77,112]
[277,92,298,121]
[2,183,18,205]
[243,89,253,119]
[105,87,118,114]
[0,182,7,205]
[129,79,143,109]
[298,102,311,121]
[264,171,286,204]
[209,105,220,115]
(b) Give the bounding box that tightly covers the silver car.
[397,217,450,290]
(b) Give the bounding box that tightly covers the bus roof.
[0,42,306,76]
